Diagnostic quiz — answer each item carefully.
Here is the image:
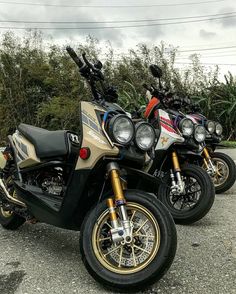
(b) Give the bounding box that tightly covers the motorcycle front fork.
[106,162,133,245]
[202,147,217,176]
[170,151,185,195]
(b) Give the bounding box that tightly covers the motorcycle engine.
[26,168,65,196]
[41,175,64,196]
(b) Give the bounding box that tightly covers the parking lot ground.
[0,191,236,294]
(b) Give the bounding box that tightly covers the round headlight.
[108,114,134,145]
[135,122,156,151]
[215,123,223,136]
[205,120,215,134]
[179,118,194,136]
[194,125,206,143]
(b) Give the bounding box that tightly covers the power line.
[175,62,236,66]
[0,0,226,8]
[179,45,236,53]
[0,14,235,29]
[0,11,235,24]
[176,54,236,59]
[177,52,236,58]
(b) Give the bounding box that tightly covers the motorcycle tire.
[207,152,236,194]
[157,164,215,225]
[80,189,177,291]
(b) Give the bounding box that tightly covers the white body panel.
[155,109,184,151]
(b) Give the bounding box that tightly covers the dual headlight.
[179,118,206,143]
[108,114,155,151]
[205,120,223,136]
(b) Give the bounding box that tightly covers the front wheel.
[207,152,236,194]
[80,190,177,291]
[157,164,215,224]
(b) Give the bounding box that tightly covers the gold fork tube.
[110,169,126,202]
[203,147,211,160]
[172,151,181,172]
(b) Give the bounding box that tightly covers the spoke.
[187,189,201,195]
[105,222,112,229]
[131,246,137,266]
[118,246,123,267]
[130,210,137,222]
[180,199,185,210]
[104,245,122,257]
[133,244,150,254]
[99,236,111,242]
[134,234,155,239]
[187,202,193,208]
[135,219,149,234]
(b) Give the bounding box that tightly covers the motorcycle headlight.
[194,125,206,143]
[135,122,156,151]
[108,114,134,145]
[215,123,223,136]
[179,118,194,136]
[205,120,215,134]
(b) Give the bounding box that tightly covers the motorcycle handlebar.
[66,46,84,68]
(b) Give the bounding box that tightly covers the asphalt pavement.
[0,149,236,294]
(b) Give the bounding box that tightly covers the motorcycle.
[137,65,215,225]
[186,104,236,194]
[0,48,177,291]
[159,91,236,194]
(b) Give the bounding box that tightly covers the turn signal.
[79,147,91,160]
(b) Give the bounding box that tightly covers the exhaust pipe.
[0,178,26,207]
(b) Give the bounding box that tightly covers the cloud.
[199,29,217,39]
[217,6,236,28]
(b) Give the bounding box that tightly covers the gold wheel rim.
[92,202,160,275]
[211,158,229,187]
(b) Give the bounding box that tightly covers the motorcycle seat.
[18,123,69,159]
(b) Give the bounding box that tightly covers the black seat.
[18,123,68,159]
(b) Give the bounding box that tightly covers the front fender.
[121,166,163,193]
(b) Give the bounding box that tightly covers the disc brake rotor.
[169,176,201,211]
[92,202,160,274]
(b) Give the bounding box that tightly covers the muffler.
[0,178,26,207]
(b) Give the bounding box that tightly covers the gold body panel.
[75,101,119,170]
[10,101,118,170]
[12,132,41,168]
[0,152,6,169]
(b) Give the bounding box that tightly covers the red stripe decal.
[160,116,172,125]
[160,122,176,133]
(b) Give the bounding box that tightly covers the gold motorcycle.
[0,47,177,291]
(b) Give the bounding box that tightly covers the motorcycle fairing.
[75,101,119,170]
[155,109,184,150]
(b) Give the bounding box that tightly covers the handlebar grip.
[66,46,83,68]
[82,52,96,71]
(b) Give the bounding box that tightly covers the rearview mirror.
[149,64,163,78]
[94,60,103,70]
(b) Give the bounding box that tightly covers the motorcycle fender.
[177,149,203,161]
[121,166,164,193]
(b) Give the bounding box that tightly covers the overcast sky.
[0,0,236,75]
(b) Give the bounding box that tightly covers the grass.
[221,141,236,148]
